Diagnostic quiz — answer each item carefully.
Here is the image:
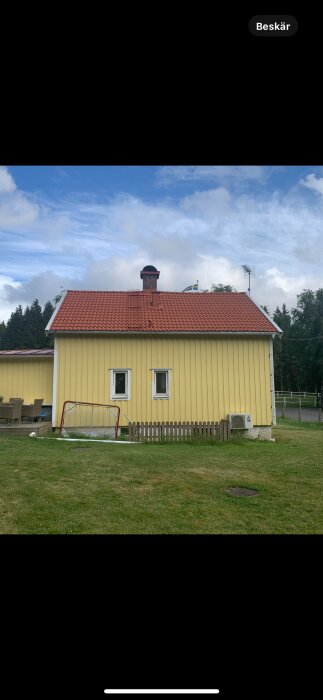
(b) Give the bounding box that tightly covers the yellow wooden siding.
[55,335,272,428]
[0,359,53,404]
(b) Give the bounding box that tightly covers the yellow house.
[46,266,282,439]
[0,349,54,405]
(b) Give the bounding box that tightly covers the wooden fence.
[128,420,231,442]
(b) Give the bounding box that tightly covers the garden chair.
[21,399,44,422]
[0,403,22,422]
[9,398,24,405]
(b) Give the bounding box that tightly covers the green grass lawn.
[0,424,322,533]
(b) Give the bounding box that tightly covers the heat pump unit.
[228,413,253,429]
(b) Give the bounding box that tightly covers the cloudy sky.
[1,164,323,322]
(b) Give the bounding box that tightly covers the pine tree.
[1,299,56,350]
[0,321,6,349]
[23,300,46,348]
[42,301,54,347]
[291,289,323,391]
[273,304,292,391]
[5,305,25,349]
[42,301,54,326]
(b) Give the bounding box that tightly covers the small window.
[153,369,170,399]
[115,372,126,394]
[110,369,130,400]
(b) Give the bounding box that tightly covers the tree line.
[0,299,55,350]
[1,287,323,392]
[272,289,323,393]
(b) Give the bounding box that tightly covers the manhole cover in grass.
[225,487,259,497]
[73,446,92,450]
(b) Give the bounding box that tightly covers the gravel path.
[275,406,322,422]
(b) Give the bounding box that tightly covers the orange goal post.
[59,401,120,439]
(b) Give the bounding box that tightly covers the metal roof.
[0,349,54,357]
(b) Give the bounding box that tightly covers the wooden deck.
[0,421,52,436]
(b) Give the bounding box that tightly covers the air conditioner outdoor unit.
[228,413,253,429]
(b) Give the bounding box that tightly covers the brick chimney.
[140,265,160,291]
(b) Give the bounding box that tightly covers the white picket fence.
[275,391,319,407]
[128,420,231,442]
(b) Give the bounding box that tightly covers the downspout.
[45,294,66,431]
[269,335,276,425]
[52,336,58,429]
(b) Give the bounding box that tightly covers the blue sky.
[1,164,323,322]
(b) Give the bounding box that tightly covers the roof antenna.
[242,265,255,294]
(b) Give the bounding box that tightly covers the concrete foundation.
[59,426,121,438]
[244,426,272,441]
[55,425,272,440]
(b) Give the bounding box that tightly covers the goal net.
[59,401,120,439]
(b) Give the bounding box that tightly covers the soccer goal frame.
[59,400,120,439]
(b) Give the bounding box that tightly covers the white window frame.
[152,368,170,399]
[110,369,131,401]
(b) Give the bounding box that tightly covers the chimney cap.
[140,265,160,278]
[141,265,158,273]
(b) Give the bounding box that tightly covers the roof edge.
[49,290,249,295]
[248,294,283,335]
[0,351,54,357]
[45,290,68,332]
[49,330,277,336]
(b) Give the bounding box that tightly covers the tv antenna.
[242,264,255,294]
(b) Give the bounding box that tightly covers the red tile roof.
[48,291,281,334]
[0,349,54,356]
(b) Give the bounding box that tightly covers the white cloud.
[0,274,22,321]
[2,270,78,314]
[0,166,16,193]
[300,173,323,195]
[180,187,231,217]
[0,166,39,228]
[257,267,323,314]
[156,165,269,186]
[0,193,40,228]
[264,267,309,295]
[1,170,323,322]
